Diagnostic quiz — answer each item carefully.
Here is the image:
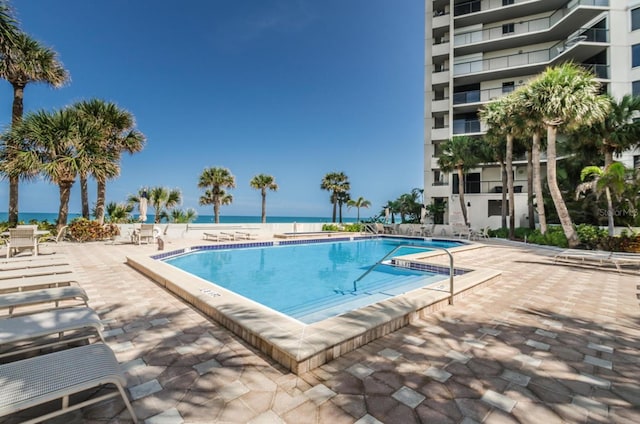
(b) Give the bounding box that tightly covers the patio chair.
[451,223,471,240]
[0,343,138,423]
[0,285,88,317]
[0,264,73,280]
[5,228,37,258]
[133,223,156,245]
[235,231,258,240]
[0,306,104,360]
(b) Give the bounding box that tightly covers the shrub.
[68,218,120,242]
[575,224,607,249]
[321,223,363,232]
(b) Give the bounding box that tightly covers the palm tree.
[73,99,145,223]
[0,2,19,50]
[523,63,610,247]
[129,187,181,224]
[5,109,80,230]
[437,136,484,226]
[576,162,627,236]
[347,196,371,222]
[480,95,525,239]
[170,208,198,223]
[0,32,69,225]
[249,174,278,223]
[198,167,236,223]
[320,172,350,223]
[104,202,134,223]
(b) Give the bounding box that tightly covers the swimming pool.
[164,238,464,323]
[127,235,500,373]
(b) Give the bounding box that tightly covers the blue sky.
[0,0,424,219]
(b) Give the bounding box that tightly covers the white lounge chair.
[203,232,232,242]
[0,264,73,280]
[0,286,88,317]
[0,258,69,271]
[0,306,104,359]
[0,254,69,266]
[0,343,138,423]
[0,274,79,293]
[235,231,258,240]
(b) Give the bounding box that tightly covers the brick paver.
[3,238,639,423]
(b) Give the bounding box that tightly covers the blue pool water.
[164,238,463,323]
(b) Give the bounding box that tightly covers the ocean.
[1,212,358,224]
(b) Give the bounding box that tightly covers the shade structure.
[139,196,148,222]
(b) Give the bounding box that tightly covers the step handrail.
[353,243,456,305]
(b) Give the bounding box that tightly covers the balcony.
[431,68,450,85]
[453,28,608,85]
[431,126,451,141]
[452,85,524,112]
[454,0,575,27]
[454,0,609,56]
[432,98,450,113]
[453,119,482,135]
[432,11,450,29]
[432,41,450,58]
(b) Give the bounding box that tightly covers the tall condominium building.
[424,0,639,229]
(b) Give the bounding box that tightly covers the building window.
[633,81,640,96]
[488,200,509,217]
[633,7,640,31]
[633,44,640,67]
[502,0,514,5]
[502,81,515,93]
[502,23,515,34]
[452,173,481,194]
[634,155,640,169]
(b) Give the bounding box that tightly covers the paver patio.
[3,237,639,423]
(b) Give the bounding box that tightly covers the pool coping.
[126,237,501,374]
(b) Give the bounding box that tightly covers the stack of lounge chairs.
[0,254,138,423]
[553,248,640,273]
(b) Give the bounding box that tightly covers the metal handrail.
[353,243,456,305]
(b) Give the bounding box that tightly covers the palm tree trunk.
[500,162,507,229]
[57,180,74,231]
[605,187,615,236]
[506,134,515,239]
[532,132,547,234]
[332,194,337,223]
[457,167,468,226]
[95,180,107,224]
[546,125,578,247]
[8,84,25,226]
[261,191,267,223]
[527,147,535,230]
[214,203,220,224]
[603,142,614,168]
[80,174,89,219]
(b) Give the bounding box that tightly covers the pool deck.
[4,236,640,423]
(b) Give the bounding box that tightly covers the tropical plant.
[129,187,181,224]
[480,95,526,239]
[576,162,627,236]
[0,1,19,50]
[346,196,371,222]
[336,191,351,224]
[396,191,422,223]
[198,167,236,223]
[250,174,278,223]
[320,172,350,223]
[104,201,134,223]
[169,208,198,223]
[437,136,484,226]
[3,108,83,230]
[72,99,145,223]
[0,32,69,225]
[522,63,610,247]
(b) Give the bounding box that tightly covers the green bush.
[575,224,607,250]
[524,226,568,248]
[321,223,363,232]
[68,218,120,242]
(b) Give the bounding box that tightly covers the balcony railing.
[454,0,608,18]
[454,0,609,47]
[454,28,608,76]
[452,85,524,105]
[453,180,528,194]
[453,119,481,134]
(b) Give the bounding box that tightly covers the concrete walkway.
[4,238,639,423]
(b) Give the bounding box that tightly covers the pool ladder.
[353,243,456,305]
